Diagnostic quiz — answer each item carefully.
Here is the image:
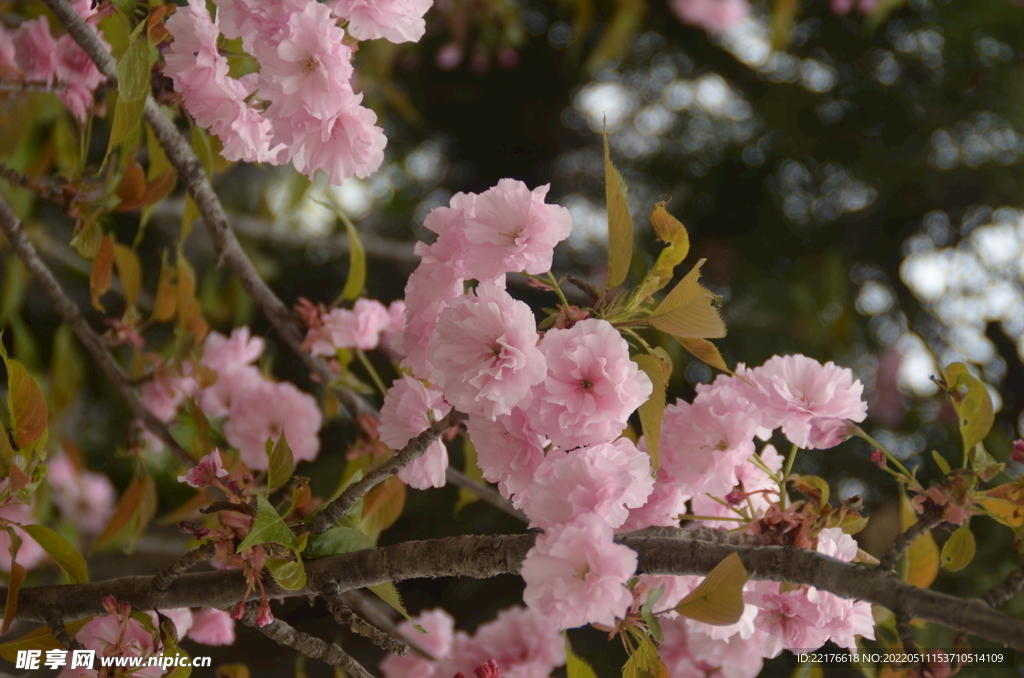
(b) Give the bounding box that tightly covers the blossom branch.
[982,564,1024,608]
[150,542,218,597]
[240,603,375,678]
[320,579,409,655]
[0,195,193,466]
[306,409,468,535]
[878,508,945,571]
[7,532,1024,651]
[445,467,526,522]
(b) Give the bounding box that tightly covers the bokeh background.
[3,0,1024,675]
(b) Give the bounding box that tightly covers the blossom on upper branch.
[527,318,652,448]
[379,376,451,489]
[330,0,434,44]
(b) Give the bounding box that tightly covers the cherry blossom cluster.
[163,0,429,182]
[50,597,235,678]
[0,0,107,121]
[139,328,322,469]
[299,297,405,357]
[380,606,565,678]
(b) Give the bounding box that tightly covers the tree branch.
[6,531,1024,651]
[0,195,193,466]
[150,542,217,597]
[306,409,468,535]
[240,603,375,678]
[320,579,409,656]
[982,564,1024,608]
[878,508,945,571]
[45,606,85,651]
[445,466,525,522]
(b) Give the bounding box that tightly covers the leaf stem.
[544,271,571,308]
[355,349,388,398]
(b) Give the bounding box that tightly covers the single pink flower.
[329,0,433,43]
[806,417,854,450]
[223,378,323,468]
[211,0,305,40]
[670,0,750,34]
[276,99,387,183]
[308,299,392,355]
[13,17,58,85]
[430,283,546,419]
[177,449,229,488]
[460,180,573,282]
[379,376,452,489]
[528,318,652,449]
[689,444,782,529]
[47,454,116,534]
[520,514,637,629]
[465,408,547,507]
[619,466,690,532]
[188,607,237,646]
[520,438,653,530]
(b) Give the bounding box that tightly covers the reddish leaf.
[90,235,114,312]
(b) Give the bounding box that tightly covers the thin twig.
[445,466,526,522]
[321,579,409,655]
[240,603,375,678]
[0,162,76,211]
[150,541,217,597]
[45,606,85,651]
[340,590,434,659]
[306,409,467,535]
[879,509,945,572]
[982,564,1024,608]
[0,195,193,466]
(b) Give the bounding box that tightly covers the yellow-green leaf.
[899,490,939,588]
[790,661,823,678]
[674,552,748,625]
[266,556,307,591]
[2,561,25,634]
[238,495,298,552]
[677,337,730,373]
[106,94,146,157]
[21,524,89,584]
[93,475,145,551]
[359,475,406,543]
[340,214,366,302]
[940,521,976,572]
[622,632,662,678]
[266,432,295,490]
[49,323,85,418]
[565,637,598,678]
[649,260,726,340]
[790,474,830,507]
[942,363,994,456]
[0,345,48,449]
[176,254,208,341]
[634,353,668,469]
[649,201,690,289]
[70,217,103,259]
[604,135,633,289]
[0,617,92,661]
[152,253,177,322]
[131,473,158,552]
[369,581,417,627]
[303,526,374,559]
[771,0,800,50]
[113,243,142,309]
[216,663,251,678]
[931,450,951,476]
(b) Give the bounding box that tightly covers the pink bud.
[807,417,853,450]
[1012,439,1024,465]
[256,600,274,627]
[102,595,118,615]
[871,449,887,469]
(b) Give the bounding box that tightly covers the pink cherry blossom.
[276,100,387,183]
[61,613,162,678]
[380,376,452,489]
[660,615,766,678]
[223,378,322,468]
[437,607,565,678]
[806,417,854,450]
[211,0,305,40]
[58,83,95,122]
[189,608,237,646]
[520,438,653,529]
[460,180,572,282]
[13,18,58,85]
[670,0,750,34]
[381,608,455,678]
[153,608,193,639]
[307,299,392,355]
[690,444,782,529]
[521,514,637,629]
[465,408,547,507]
[748,580,829,658]
[198,328,266,417]
[47,454,116,534]
[330,0,433,43]
[177,449,230,488]
[430,283,546,419]
[528,318,652,448]
[619,466,690,532]
[742,354,868,448]
[254,2,355,118]
[381,299,408,357]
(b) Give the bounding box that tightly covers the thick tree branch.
[0,196,192,466]
[45,606,85,651]
[306,409,468,535]
[150,542,217,596]
[6,532,1024,651]
[240,603,375,678]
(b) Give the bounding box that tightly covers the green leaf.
[564,636,598,678]
[622,632,662,678]
[648,202,690,291]
[931,449,951,476]
[116,29,150,103]
[369,581,420,630]
[106,95,146,158]
[640,584,665,643]
[674,552,748,626]
[340,213,366,302]
[942,363,995,457]
[0,342,48,450]
[649,260,726,340]
[0,255,27,325]
[604,135,633,289]
[110,0,137,18]
[266,555,308,590]
[70,217,103,259]
[969,442,1004,481]
[238,495,299,552]
[49,323,86,418]
[677,338,730,373]
[302,526,375,559]
[113,243,142,309]
[21,524,89,584]
[790,661,823,678]
[899,489,939,588]
[266,432,295,490]
[634,353,668,469]
[0,617,92,661]
[940,521,976,572]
